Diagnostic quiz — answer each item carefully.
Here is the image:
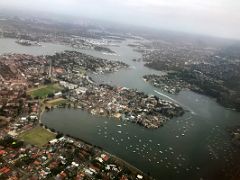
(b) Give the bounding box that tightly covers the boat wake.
[131,66,136,69]
[154,90,196,115]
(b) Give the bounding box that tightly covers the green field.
[46,98,67,106]
[18,127,55,147]
[27,84,62,98]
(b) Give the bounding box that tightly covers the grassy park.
[27,84,62,98]
[18,127,55,147]
[46,98,67,106]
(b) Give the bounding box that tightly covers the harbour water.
[1,38,240,179]
[0,38,73,55]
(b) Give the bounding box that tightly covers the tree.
[0,136,14,147]
[34,96,39,100]
[17,99,24,115]
[44,78,52,84]
[48,93,54,98]
[95,173,102,179]
[11,141,24,148]
[56,133,63,139]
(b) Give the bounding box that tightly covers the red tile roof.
[0,167,11,174]
[0,150,6,155]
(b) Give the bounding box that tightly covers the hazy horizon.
[0,0,240,40]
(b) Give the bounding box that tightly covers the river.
[1,37,240,179]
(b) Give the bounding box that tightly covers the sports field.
[27,84,62,98]
[18,127,55,147]
[46,98,67,106]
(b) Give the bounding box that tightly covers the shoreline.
[103,151,152,179]
[39,105,152,179]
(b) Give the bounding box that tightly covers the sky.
[0,0,240,39]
